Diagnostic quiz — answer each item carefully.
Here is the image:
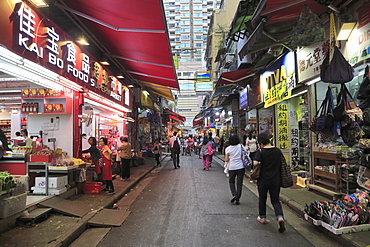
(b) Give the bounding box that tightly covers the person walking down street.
[245,130,258,163]
[117,136,132,181]
[153,139,161,166]
[82,137,102,180]
[99,137,114,194]
[170,132,181,169]
[187,134,195,156]
[200,136,213,171]
[224,134,245,205]
[253,132,286,233]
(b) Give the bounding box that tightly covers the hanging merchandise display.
[320,13,354,84]
[309,86,335,141]
[289,5,325,47]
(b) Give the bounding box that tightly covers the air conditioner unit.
[224,53,235,65]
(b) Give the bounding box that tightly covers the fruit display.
[12,146,32,154]
[0,171,17,194]
[49,157,85,167]
[33,149,54,155]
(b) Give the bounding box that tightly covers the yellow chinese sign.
[263,82,292,108]
[277,103,289,150]
[262,51,296,108]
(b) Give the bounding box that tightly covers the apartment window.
[169,24,175,28]
[175,30,181,34]
[194,13,202,17]
[194,20,202,25]
[195,35,202,40]
[177,72,182,77]
[175,37,180,41]
[181,13,190,17]
[181,43,190,48]
[193,4,202,10]
[181,35,190,39]
[194,27,203,32]
[175,45,181,49]
[169,2,175,7]
[180,5,189,10]
[181,28,190,32]
[181,20,190,25]
[183,72,192,77]
[194,43,202,47]
[180,0,187,2]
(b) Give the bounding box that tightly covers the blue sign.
[239,88,248,109]
[195,82,213,91]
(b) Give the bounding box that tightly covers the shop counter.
[0,156,27,175]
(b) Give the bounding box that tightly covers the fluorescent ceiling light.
[337,22,356,40]
[29,0,49,7]
[0,90,22,93]
[117,75,124,79]
[77,39,90,46]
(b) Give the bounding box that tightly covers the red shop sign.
[0,2,130,108]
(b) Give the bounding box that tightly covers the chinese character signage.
[277,103,289,150]
[289,110,299,166]
[261,51,296,108]
[0,2,129,107]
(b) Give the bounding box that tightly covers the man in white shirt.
[169,131,181,169]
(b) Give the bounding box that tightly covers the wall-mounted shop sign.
[195,82,213,91]
[239,87,248,109]
[347,2,370,65]
[0,2,129,107]
[261,51,296,108]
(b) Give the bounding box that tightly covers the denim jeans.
[228,168,245,200]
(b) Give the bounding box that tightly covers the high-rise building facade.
[163,0,221,133]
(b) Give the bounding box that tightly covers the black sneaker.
[108,190,115,194]
[278,220,286,233]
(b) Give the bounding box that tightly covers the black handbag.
[357,65,370,99]
[333,84,347,122]
[320,46,354,84]
[316,87,334,132]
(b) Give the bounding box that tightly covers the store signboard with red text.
[0,2,131,109]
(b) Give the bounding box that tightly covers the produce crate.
[83,181,102,194]
[0,193,27,218]
[11,175,28,196]
[28,155,54,162]
[31,187,67,195]
[35,175,67,188]
[304,213,321,226]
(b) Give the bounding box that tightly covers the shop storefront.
[0,2,131,200]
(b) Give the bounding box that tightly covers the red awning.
[216,68,253,86]
[164,109,186,122]
[169,115,184,124]
[262,0,328,25]
[60,0,178,89]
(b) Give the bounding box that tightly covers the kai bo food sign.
[14,3,123,103]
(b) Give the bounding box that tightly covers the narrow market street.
[97,154,341,247]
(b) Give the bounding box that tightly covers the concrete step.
[69,227,111,247]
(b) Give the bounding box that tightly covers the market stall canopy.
[169,115,184,124]
[143,81,175,101]
[238,0,330,58]
[164,109,186,122]
[216,68,253,86]
[59,0,179,89]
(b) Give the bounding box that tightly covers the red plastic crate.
[83,181,102,194]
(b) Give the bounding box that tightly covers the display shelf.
[21,97,72,114]
[312,152,341,193]
[339,162,360,195]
